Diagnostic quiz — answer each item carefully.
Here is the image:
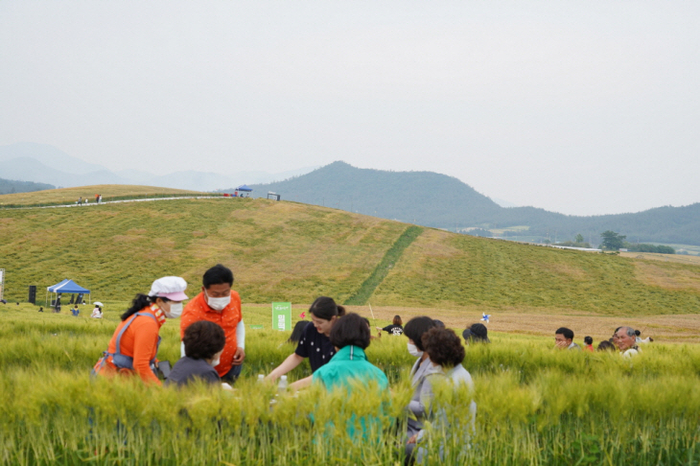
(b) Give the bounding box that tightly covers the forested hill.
[248,162,700,246]
[249,161,502,225]
[0,177,55,195]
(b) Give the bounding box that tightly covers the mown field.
[1,304,699,465]
[0,184,204,207]
[2,191,700,320]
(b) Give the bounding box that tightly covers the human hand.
[407,434,418,444]
[232,347,246,365]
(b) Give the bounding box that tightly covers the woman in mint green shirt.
[312,313,389,440]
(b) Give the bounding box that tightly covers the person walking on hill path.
[92,276,188,385]
[180,264,245,384]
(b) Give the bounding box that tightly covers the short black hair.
[183,321,226,360]
[404,316,437,351]
[203,264,234,288]
[555,327,574,341]
[423,327,465,367]
[584,336,593,345]
[329,313,371,350]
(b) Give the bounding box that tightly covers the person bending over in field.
[597,340,615,351]
[92,277,188,385]
[462,323,490,344]
[166,321,226,387]
[406,327,476,464]
[554,327,580,350]
[403,316,438,448]
[267,297,345,390]
[613,326,640,357]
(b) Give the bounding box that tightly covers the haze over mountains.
[2,142,699,247]
[248,162,700,247]
[0,142,316,192]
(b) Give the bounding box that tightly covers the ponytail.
[120,294,169,320]
[337,305,346,317]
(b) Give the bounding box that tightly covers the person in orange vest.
[92,276,188,385]
[180,264,245,384]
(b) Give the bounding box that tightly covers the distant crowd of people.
[554,326,653,357]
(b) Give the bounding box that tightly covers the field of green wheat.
[1,304,699,465]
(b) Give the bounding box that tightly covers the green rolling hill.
[1,190,700,315]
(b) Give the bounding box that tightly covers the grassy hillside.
[1,189,700,315]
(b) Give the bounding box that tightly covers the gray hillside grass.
[344,225,424,305]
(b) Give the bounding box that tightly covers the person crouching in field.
[166,321,225,387]
[267,296,345,390]
[312,313,389,439]
[406,327,476,464]
[92,277,188,385]
[180,264,245,385]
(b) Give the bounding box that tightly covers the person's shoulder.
[184,292,205,311]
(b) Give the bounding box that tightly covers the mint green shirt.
[313,345,389,391]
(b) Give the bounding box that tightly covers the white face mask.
[210,350,223,367]
[206,291,231,311]
[407,342,423,358]
[164,301,183,319]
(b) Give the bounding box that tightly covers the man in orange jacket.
[180,264,245,383]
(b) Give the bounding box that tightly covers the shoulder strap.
[114,312,157,356]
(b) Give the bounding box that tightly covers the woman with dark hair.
[287,320,310,344]
[267,296,345,390]
[403,316,437,446]
[597,340,616,351]
[313,313,388,389]
[462,323,490,344]
[166,321,226,387]
[406,327,476,463]
[92,277,188,385]
[377,315,404,336]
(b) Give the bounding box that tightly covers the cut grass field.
[0,184,205,207]
[1,186,700,318]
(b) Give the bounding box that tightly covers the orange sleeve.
[131,318,161,385]
[180,298,200,340]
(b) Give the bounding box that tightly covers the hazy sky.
[1,1,699,216]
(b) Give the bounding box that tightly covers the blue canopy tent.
[236,185,253,192]
[46,279,91,307]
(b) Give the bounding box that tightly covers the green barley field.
[1,303,699,465]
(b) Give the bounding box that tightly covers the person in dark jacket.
[167,320,226,387]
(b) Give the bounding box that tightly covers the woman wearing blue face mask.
[92,276,188,385]
[166,320,226,387]
[403,316,438,448]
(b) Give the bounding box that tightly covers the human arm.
[131,320,161,385]
[232,320,245,365]
[266,353,304,382]
[288,375,313,391]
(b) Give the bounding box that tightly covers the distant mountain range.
[0,142,317,192]
[248,162,700,247]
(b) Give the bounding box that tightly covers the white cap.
[149,276,188,301]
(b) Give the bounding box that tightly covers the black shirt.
[382,324,404,336]
[294,322,336,372]
[166,356,221,387]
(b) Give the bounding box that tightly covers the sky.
[1,1,699,216]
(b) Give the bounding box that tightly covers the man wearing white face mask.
[180,264,245,384]
[92,276,188,385]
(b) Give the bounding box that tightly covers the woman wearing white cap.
[92,276,188,385]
